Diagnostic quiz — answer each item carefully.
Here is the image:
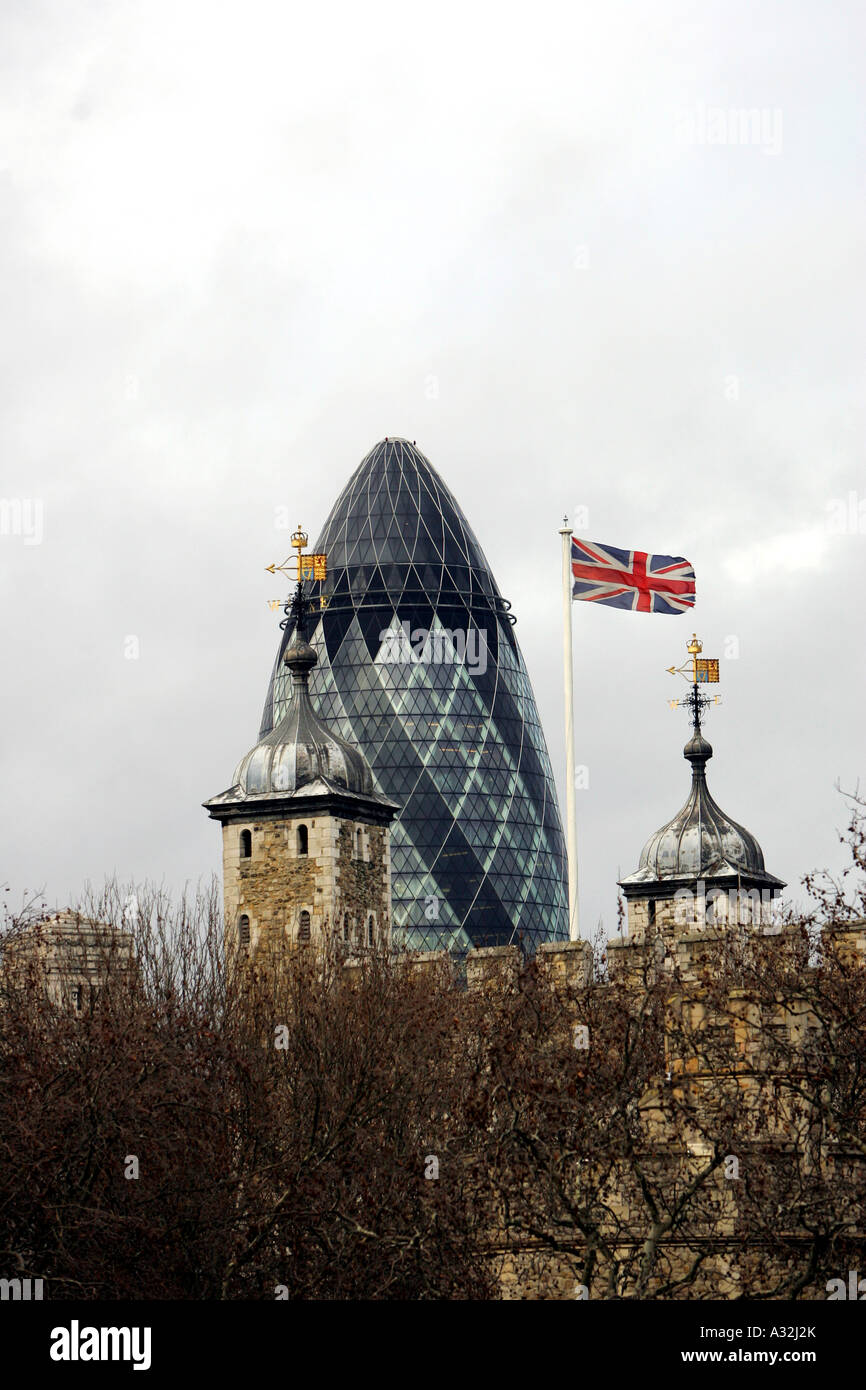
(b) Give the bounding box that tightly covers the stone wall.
[222,810,392,959]
[1,911,136,1011]
[625,888,779,943]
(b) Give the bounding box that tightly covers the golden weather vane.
[266,525,327,583]
[666,632,721,730]
[265,524,329,613]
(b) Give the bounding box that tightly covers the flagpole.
[559,520,579,941]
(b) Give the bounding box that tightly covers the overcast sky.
[1,0,864,938]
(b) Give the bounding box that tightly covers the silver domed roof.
[231,637,374,798]
[205,632,398,814]
[620,731,784,890]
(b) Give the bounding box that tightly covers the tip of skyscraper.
[258,438,569,955]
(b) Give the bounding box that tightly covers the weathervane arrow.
[666,633,721,734]
[265,523,329,618]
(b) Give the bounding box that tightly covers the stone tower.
[204,602,399,962]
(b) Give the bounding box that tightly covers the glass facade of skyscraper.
[259,439,568,953]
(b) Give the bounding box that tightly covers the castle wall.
[1,911,136,1010]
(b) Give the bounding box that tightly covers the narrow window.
[367,914,375,947]
[297,824,308,856]
[71,984,83,1012]
[238,914,250,947]
[647,900,656,927]
[298,910,311,943]
[353,917,361,946]
[355,828,362,860]
[240,829,252,859]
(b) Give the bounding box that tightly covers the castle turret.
[616,636,785,948]
[204,588,399,961]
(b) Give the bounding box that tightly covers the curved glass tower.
[260,438,568,953]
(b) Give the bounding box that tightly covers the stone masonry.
[221,809,392,958]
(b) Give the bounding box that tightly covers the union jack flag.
[571,539,696,615]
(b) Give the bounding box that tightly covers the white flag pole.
[559,520,579,941]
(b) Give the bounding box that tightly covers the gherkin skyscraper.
[260,438,568,952]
